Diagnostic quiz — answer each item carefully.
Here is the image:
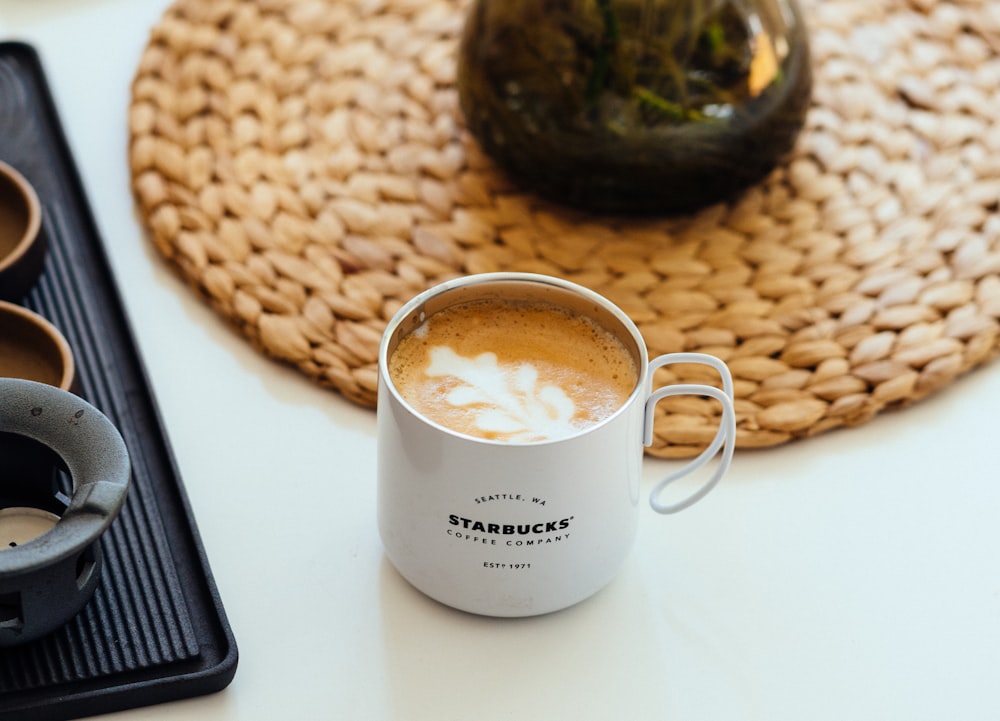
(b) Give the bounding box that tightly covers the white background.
[2,1,999,719]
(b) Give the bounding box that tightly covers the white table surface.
[3,2,999,719]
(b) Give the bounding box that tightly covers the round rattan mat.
[129,0,1000,458]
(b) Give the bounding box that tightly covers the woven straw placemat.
[129,0,1000,457]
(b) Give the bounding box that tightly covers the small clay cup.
[0,301,76,392]
[0,160,44,302]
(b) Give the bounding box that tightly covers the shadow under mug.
[377,272,735,617]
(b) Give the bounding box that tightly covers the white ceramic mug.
[377,273,735,617]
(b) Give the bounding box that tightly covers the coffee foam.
[389,298,638,442]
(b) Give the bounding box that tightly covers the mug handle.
[643,353,737,514]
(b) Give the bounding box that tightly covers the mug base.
[383,552,619,618]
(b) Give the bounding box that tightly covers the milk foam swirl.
[426,346,577,441]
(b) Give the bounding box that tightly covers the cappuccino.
[387,297,638,442]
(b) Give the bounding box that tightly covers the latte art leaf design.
[426,346,578,441]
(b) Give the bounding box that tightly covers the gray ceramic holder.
[0,378,130,646]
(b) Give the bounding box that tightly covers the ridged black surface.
[0,42,237,720]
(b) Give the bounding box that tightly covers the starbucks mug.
[377,273,735,617]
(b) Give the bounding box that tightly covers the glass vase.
[456,0,812,215]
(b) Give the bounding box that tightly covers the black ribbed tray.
[0,42,237,720]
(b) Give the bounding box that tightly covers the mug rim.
[378,272,650,446]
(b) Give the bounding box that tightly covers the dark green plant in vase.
[457,0,812,215]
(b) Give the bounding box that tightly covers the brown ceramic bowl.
[0,300,75,391]
[0,160,44,302]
